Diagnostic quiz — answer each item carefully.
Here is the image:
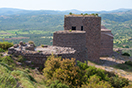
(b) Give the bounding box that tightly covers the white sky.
[0,0,132,11]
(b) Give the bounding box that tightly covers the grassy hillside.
[101,10,132,48]
[0,14,64,45]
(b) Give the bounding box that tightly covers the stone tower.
[53,15,113,63]
[82,17,101,62]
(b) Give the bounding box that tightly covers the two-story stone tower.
[53,14,113,62]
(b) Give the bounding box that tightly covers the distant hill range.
[0,8,132,15]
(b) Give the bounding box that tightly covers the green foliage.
[122,52,130,56]
[77,60,88,70]
[125,61,132,66]
[28,41,36,46]
[28,74,37,83]
[114,63,132,72]
[88,75,101,83]
[49,80,69,88]
[41,44,44,47]
[109,76,129,88]
[81,13,83,15]
[0,56,16,69]
[84,13,88,15]
[0,63,17,88]
[0,75,17,88]
[81,80,112,88]
[17,55,26,62]
[11,70,36,88]
[0,48,5,52]
[44,57,130,88]
[95,13,98,16]
[123,84,132,88]
[69,12,72,15]
[69,29,72,32]
[53,58,82,87]
[81,75,112,88]
[43,55,61,80]
[0,41,13,50]
[43,55,83,87]
[85,66,109,81]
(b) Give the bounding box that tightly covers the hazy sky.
[0,0,132,11]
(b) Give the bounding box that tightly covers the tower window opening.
[72,26,76,30]
[81,26,83,31]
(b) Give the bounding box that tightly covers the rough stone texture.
[63,16,113,62]
[64,16,101,62]
[8,44,76,67]
[19,41,25,46]
[13,44,19,48]
[100,26,113,56]
[25,45,35,51]
[83,17,101,62]
[53,30,87,62]
[64,16,84,30]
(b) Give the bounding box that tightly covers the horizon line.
[0,7,132,12]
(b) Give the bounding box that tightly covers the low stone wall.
[8,44,76,68]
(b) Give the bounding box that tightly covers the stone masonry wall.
[83,17,101,62]
[8,46,75,68]
[64,16,83,30]
[53,30,87,62]
[100,33,113,56]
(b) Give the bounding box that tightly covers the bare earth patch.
[88,52,132,81]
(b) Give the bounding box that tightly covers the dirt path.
[88,52,132,81]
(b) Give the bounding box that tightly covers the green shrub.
[49,80,69,88]
[43,55,61,80]
[122,52,130,56]
[123,84,132,88]
[17,55,25,62]
[0,41,13,50]
[43,55,130,88]
[85,66,97,77]
[84,13,88,15]
[53,58,82,87]
[0,48,5,52]
[28,41,36,46]
[69,12,72,15]
[82,75,112,88]
[85,66,109,81]
[109,76,129,88]
[77,60,89,70]
[81,81,112,88]
[41,44,44,47]
[69,29,72,32]
[0,53,3,56]
[81,13,83,15]
[43,55,84,87]
[125,61,132,66]
[88,75,100,84]
[95,13,98,16]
